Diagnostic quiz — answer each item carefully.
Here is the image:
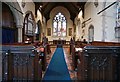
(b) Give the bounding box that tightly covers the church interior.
[0,0,120,81]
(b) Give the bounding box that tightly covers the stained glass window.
[24,13,34,36]
[53,12,66,36]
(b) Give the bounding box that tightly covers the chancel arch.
[47,6,73,41]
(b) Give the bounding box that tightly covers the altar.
[53,40,66,45]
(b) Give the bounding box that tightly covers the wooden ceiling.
[34,2,86,22]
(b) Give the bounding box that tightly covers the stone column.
[17,25,23,43]
[76,19,81,40]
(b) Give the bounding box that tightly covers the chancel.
[0,0,120,82]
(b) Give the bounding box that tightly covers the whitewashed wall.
[74,10,84,41]
[82,1,117,42]
[104,1,117,42]
[46,6,74,41]
[84,2,103,41]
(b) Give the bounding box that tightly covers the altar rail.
[48,41,70,45]
[1,44,43,81]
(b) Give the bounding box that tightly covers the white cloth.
[75,48,83,52]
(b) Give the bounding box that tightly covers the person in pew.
[82,39,87,44]
[34,43,45,66]
[35,45,45,71]
[46,38,51,54]
[57,38,63,47]
[33,41,41,48]
[42,33,48,47]
[70,36,75,44]
[73,36,75,44]
[77,39,79,41]
[41,33,51,54]
[70,37,73,44]
[33,41,44,55]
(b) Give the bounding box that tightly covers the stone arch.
[2,2,18,43]
[6,2,23,42]
[50,6,70,20]
[47,6,73,41]
[25,11,35,21]
[23,11,36,43]
[8,2,23,27]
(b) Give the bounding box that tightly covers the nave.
[1,1,120,82]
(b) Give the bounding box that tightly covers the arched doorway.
[88,25,94,42]
[23,11,35,43]
[2,3,17,44]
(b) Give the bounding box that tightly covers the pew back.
[91,41,120,46]
[77,46,120,81]
[1,44,42,81]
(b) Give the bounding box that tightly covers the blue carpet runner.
[42,48,72,82]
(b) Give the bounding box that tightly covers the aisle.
[42,48,72,81]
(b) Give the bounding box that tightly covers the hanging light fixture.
[94,0,98,7]
[22,0,26,8]
[39,3,43,11]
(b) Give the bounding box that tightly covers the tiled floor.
[46,46,56,67]
[44,45,77,80]
[63,46,77,80]
[42,46,56,78]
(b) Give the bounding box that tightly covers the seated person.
[33,41,44,57]
[42,33,51,54]
[83,39,87,44]
[36,45,44,56]
[33,41,41,48]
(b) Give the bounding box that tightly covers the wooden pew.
[74,41,120,70]
[91,41,120,46]
[1,44,42,81]
[69,38,76,70]
[41,45,47,71]
[71,44,76,70]
[77,46,120,81]
[70,41,88,70]
[33,41,50,71]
